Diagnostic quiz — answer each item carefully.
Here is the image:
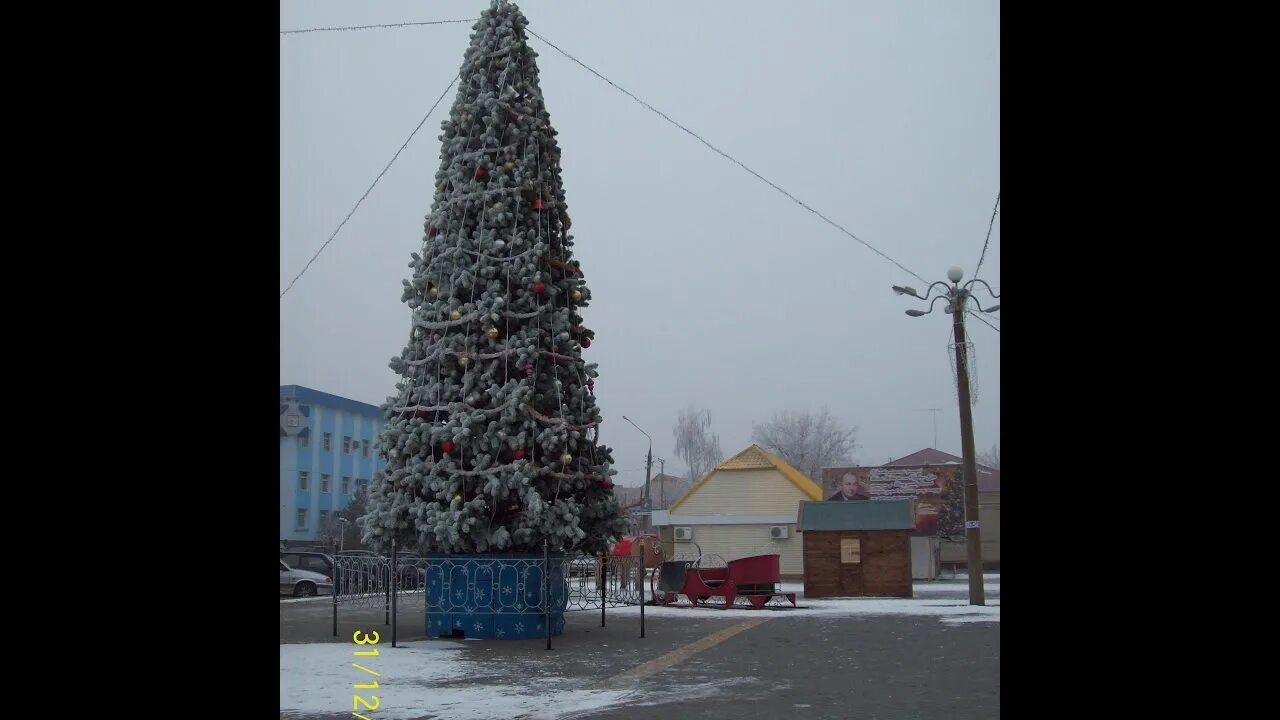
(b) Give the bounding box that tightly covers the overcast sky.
[280,0,1000,488]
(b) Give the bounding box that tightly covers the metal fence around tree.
[331,540,649,650]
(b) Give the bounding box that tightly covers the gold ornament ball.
[504,161,515,171]
[450,309,462,321]
[428,287,438,299]
[453,494,461,502]
[560,452,573,465]
[487,327,500,339]
[571,289,583,302]
[458,356,471,367]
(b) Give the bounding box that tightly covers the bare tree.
[672,405,724,483]
[977,443,1000,469]
[750,407,857,481]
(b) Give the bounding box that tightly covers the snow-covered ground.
[610,581,999,623]
[282,641,632,719]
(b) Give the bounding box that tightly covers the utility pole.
[622,416,653,532]
[894,266,999,606]
[644,447,653,512]
[658,458,666,509]
[913,408,942,448]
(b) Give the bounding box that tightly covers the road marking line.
[599,617,772,688]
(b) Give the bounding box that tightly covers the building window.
[298,471,310,491]
[299,433,309,448]
[319,510,330,525]
[320,474,331,493]
[343,436,352,454]
[362,439,370,457]
[357,478,369,490]
[342,476,352,495]
[295,509,308,530]
[323,432,332,451]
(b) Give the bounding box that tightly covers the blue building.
[280,385,387,542]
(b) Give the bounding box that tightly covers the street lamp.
[894,266,999,606]
[337,517,350,553]
[621,415,654,523]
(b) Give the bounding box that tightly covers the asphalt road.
[281,583,999,719]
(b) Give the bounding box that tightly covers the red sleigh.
[652,553,797,609]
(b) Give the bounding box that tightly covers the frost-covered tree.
[672,405,724,483]
[362,0,626,556]
[750,407,857,481]
[978,443,1000,470]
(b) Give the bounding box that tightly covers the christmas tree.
[361,0,627,557]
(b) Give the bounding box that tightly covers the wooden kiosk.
[797,499,914,598]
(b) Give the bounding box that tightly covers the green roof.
[796,500,915,532]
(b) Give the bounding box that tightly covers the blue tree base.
[424,553,568,640]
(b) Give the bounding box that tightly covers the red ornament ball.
[514,449,526,460]
[441,440,456,454]
[587,378,594,389]
[533,281,546,294]
[581,337,592,348]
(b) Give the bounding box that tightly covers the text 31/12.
[351,630,380,720]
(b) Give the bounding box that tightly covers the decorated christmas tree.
[362,0,627,557]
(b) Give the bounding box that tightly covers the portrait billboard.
[821,465,962,537]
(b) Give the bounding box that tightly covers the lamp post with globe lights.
[893,266,999,606]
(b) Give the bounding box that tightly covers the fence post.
[384,551,391,626]
[332,543,339,637]
[544,539,552,651]
[600,552,607,628]
[391,538,398,648]
[639,557,645,638]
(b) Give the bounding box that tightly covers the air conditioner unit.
[674,526,693,541]
[769,526,789,539]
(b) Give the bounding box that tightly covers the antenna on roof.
[912,408,943,449]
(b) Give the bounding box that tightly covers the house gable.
[668,445,823,515]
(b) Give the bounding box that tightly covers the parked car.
[280,560,333,597]
[332,550,379,594]
[280,550,335,578]
[334,550,424,593]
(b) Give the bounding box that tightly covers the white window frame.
[320,474,331,494]
[342,476,352,495]
[343,436,352,454]
[323,432,332,451]
[295,508,308,530]
[298,471,310,491]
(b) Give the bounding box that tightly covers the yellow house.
[650,444,822,579]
